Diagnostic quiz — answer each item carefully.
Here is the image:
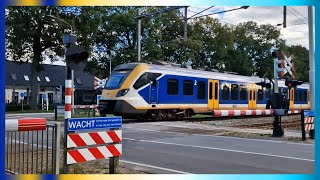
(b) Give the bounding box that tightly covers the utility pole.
[283,6,287,28]
[308,6,314,111]
[184,6,188,40]
[137,8,141,62]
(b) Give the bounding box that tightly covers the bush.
[6,104,31,111]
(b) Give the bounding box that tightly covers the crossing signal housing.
[65,45,89,71]
[256,81,271,89]
[285,79,303,89]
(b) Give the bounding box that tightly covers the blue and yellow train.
[98,62,310,120]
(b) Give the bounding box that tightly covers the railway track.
[233,120,301,129]
[122,114,299,124]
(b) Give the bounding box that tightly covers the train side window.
[266,89,271,98]
[240,85,247,100]
[222,85,230,100]
[183,80,193,95]
[133,73,149,89]
[167,79,179,95]
[198,81,205,99]
[257,89,263,101]
[294,90,298,102]
[303,90,308,102]
[299,90,303,102]
[231,84,238,100]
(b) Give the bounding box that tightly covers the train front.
[98,63,148,117]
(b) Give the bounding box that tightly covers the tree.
[282,45,309,82]
[232,21,283,77]
[6,7,66,109]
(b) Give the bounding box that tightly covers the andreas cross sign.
[280,50,295,79]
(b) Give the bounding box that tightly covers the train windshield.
[105,70,131,89]
[105,75,125,89]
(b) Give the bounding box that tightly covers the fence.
[301,110,315,141]
[54,105,98,120]
[5,122,61,174]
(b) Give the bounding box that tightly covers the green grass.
[191,114,212,118]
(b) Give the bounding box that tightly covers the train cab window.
[257,89,264,101]
[198,81,205,99]
[231,84,239,100]
[222,85,230,100]
[240,85,247,100]
[133,73,149,89]
[183,80,193,95]
[299,90,303,102]
[167,79,179,95]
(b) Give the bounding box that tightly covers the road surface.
[5,118,314,174]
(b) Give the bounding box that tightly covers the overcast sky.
[188,6,311,48]
[43,6,313,66]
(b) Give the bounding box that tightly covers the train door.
[149,82,158,104]
[149,73,161,104]
[289,88,294,109]
[208,80,219,110]
[248,84,257,109]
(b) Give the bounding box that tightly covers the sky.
[188,6,311,48]
[42,6,312,66]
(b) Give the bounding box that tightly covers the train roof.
[121,62,309,89]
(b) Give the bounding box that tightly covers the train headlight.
[116,89,130,97]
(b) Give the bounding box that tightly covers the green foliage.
[6,6,310,84]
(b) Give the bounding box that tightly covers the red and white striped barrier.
[213,109,302,117]
[213,110,274,117]
[67,130,122,148]
[5,118,47,132]
[73,105,98,109]
[304,116,314,131]
[288,110,301,114]
[65,80,72,119]
[67,144,122,164]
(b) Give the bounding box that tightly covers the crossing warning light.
[285,79,303,89]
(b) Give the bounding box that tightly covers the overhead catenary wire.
[288,7,308,21]
[287,8,307,25]
[188,6,215,19]
[188,6,249,20]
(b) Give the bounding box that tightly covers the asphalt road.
[5,115,314,174]
[121,123,314,174]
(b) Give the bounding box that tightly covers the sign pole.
[41,95,44,111]
[63,118,69,173]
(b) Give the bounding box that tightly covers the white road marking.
[123,126,314,146]
[119,159,191,174]
[124,138,314,162]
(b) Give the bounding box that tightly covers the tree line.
[5,6,310,109]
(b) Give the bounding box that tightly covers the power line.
[288,7,308,21]
[189,6,249,20]
[287,8,307,25]
[188,6,215,19]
